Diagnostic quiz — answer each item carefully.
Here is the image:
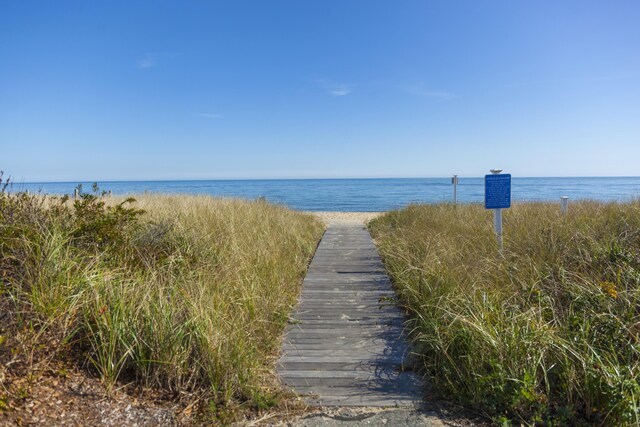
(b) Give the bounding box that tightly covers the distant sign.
[485,174,511,209]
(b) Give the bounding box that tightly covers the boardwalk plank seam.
[277,221,422,407]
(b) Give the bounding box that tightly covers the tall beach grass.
[370,201,640,425]
[0,186,324,421]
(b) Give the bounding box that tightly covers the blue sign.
[485,174,511,209]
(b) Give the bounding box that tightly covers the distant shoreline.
[14,175,640,185]
[8,177,640,212]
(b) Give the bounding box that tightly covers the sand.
[306,211,383,225]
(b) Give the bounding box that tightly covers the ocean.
[11,177,640,212]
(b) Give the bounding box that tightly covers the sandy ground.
[260,407,449,427]
[306,212,383,225]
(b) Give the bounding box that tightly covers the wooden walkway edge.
[277,220,423,407]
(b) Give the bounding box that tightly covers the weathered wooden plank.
[281,351,406,360]
[283,331,400,338]
[300,290,395,296]
[302,280,392,285]
[279,370,385,379]
[294,302,398,308]
[309,257,384,263]
[300,286,392,292]
[282,343,385,351]
[287,321,400,328]
[301,284,394,289]
[281,344,407,353]
[277,221,421,407]
[304,274,390,280]
[293,304,396,310]
[283,332,385,338]
[310,257,384,263]
[282,333,401,340]
[285,321,400,328]
[279,356,404,364]
[289,316,400,323]
[281,345,385,352]
[296,296,397,302]
[285,327,400,333]
[303,281,392,287]
[278,362,402,371]
[287,318,402,325]
[291,310,399,317]
[285,374,421,390]
[281,377,416,387]
[312,256,381,263]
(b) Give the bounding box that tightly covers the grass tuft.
[370,201,640,426]
[0,184,323,421]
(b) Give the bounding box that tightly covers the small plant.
[71,184,144,250]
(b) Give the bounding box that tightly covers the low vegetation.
[370,201,640,426]
[0,183,324,422]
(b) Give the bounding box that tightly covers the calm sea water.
[12,177,640,212]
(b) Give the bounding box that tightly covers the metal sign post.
[560,196,569,216]
[451,175,458,204]
[485,169,511,250]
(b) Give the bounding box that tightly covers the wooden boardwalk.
[277,221,422,407]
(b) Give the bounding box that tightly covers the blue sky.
[1,1,639,181]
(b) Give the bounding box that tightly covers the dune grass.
[369,201,640,426]
[0,186,324,421]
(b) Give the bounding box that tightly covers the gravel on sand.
[262,407,447,427]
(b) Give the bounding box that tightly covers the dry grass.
[370,201,640,426]
[0,189,324,422]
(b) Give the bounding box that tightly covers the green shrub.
[71,183,144,250]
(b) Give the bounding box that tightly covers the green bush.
[71,183,144,250]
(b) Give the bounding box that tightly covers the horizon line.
[12,175,640,185]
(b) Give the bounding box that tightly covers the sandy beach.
[306,211,383,224]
